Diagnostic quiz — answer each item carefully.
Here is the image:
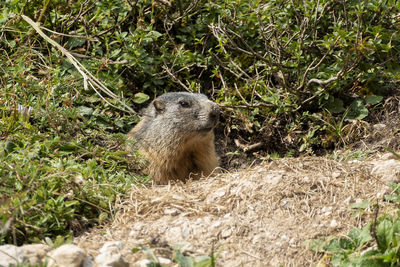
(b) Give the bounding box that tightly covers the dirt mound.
[75,155,400,266]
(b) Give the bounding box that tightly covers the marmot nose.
[209,104,220,124]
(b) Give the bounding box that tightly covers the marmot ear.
[153,99,166,114]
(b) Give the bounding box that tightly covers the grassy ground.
[0,48,148,244]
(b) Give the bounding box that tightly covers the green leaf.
[345,100,369,120]
[324,237,355,253]
[307,238,326,253]
[67,37,86,49]
[193,255,212,267]
[356,255,386,267]
[77,106,94,116]
[132,93,150,104]
[348,224,372,247]
[5,141,17,153]
[376,219,393,252]
[150,30,162,38]
[392,220,400,246]
[365,95,383,105]
[98,212,109,224]
[110,48,121,58]
[139,245,158,262]
[330,254,349,267]
[174,250,194,267]
[325,97,345,114]
[350,200,370,210]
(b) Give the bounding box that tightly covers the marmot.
[127,92,220,184]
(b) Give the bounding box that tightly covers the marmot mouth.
[200,127,213,133]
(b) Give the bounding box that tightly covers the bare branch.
[296,36,341,91]
[162,64,191,92]
[307,75,340,86]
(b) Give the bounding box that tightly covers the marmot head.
[146,92,220,135]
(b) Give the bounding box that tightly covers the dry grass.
[74,154,400,266]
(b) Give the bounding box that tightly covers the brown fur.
[127,92,219,184]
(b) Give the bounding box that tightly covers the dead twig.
[234,139,265,153]
[21,14,136,115]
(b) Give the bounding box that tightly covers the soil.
[75,153,400,266]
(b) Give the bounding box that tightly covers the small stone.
[373,123,386,131]
[181,226,190,238]
[221,228,233,238]
[83,256,94,267]
[172,194,184,201]
[47,244,88,267]
[171,241,192,253]
[210,221,222,230]
[330,219,338,228]
[99,241,124,254]
[321,206,332,216]
[164,208,180,216]
[281,235,289,241]
[158,257,172,265]
[135,259,151,267]
[381,152,395,160]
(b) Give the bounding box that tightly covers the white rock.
[371,159,400,182]
[0,244,28,266]
[47,244,88,267]
[20,244,51,265]
[95,241,128,267]
[158,257,172,265]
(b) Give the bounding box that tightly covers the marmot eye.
[179,100,190,108]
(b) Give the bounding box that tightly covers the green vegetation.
[311,182,400,266]
[134,244,217,267]
[1,1,400,265]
